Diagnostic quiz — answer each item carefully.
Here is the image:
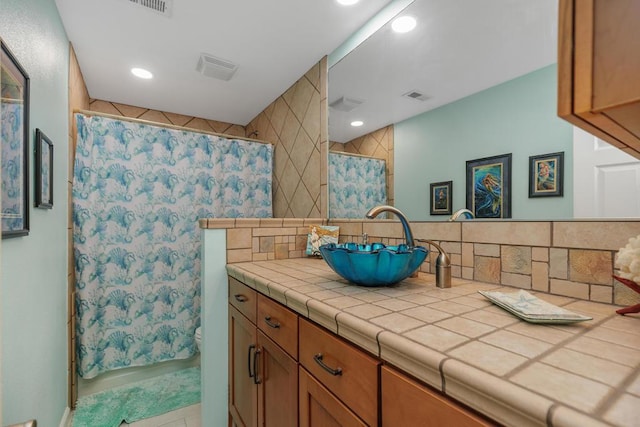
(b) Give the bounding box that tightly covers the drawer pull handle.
[314,353,342,376]
[253,348,262,385]
[264,316,281,329]
[234,294,249,303]
[248,344,256,378]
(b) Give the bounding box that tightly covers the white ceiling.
[54,0,392,125]
[329,0,559,142]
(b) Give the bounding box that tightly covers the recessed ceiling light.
[391,16,417,33]
[336,0,359,5]
[131,67,153,79]
[351,120,364,127]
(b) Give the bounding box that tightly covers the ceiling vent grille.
[126,0,172,16]
[196,53,238,81]
[329,96,364,112]
[402,90,430,101]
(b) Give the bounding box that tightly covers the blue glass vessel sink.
[319,242,428,287]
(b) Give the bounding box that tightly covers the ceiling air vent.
[196,53,239,81]
[402,90,430,101]
[126,0,172,17]
[329,96,364,112]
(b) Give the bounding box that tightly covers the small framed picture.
[529,152,564,198]
[35,129,53,209]
[430,181,452,215]
[466,153,512,219]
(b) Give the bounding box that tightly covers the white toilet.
[195,326,202,352]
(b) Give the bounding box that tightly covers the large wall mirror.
[328,0,640,221]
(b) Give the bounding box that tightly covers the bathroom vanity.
[226,258,639,427]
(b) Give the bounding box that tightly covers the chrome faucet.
[449,208,475,221]
[415,239,451,288]
[365,205,414,247]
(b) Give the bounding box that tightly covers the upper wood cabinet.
[558,0,640,159]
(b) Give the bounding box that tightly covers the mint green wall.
[395,64,573,221]
[1,0,70,425]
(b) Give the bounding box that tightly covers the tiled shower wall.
[202,218,640,307]
[246,58,328,218]
[330,124,395,206]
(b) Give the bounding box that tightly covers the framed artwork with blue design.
[466,153,512,219]
[35,129,53,209]
[529,152,564,198]
[1,39,30,238]
[429,181,452,215]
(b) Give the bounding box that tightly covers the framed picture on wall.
[1,39,30,238]
[529,152,564,198]
[429,181,452,215]
[466,153,512,219]
[35,129,54,209]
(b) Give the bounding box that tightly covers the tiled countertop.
[226,258,640,427]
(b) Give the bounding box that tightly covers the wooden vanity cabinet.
[228,278,298,427]
[381,365,495,427]
[298,318,380,427]
[558,0,640,158]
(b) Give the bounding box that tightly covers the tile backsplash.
[201,218,640,307]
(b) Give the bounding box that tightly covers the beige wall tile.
[531,247,549,262]
[462,243,474,267]
[274,243,289,259]
[553,221,640,250]
[549,248,568,279]
[590,284,613,303]
[475,243,500,257]
[614,280,640,306]
[227,249,252,263]
[463,222,551,246]
[550,279,590,299]
[501,272,532,289]
[475,256,501,283]
[531,261,549,292]
[569,250,613,285]
[253,227,297,236]
[412,222,461,242]
[462,267,474,280]
[502,246,532,274]
[363,221,403,240]
[226,228,252,249]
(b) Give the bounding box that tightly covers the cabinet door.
[257,331,298,427]
[229,305,258,427]
[381,366,495,427]
[299,367,366,427]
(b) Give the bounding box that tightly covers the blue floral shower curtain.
[73,113,272,378]
[329,152,387,218]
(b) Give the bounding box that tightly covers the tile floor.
[120,404,201,427]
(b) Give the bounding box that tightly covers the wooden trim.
[557,0,575,119]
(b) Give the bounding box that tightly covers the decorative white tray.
[478,290,593,324]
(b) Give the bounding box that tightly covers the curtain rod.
[329,150,386,162]
[74,109,273,145]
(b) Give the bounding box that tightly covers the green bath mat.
[72,367,200,427]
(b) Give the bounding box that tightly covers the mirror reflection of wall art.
[429,181,452,215]
[35,129,53,209]
[529,152,564,198]
[1,39,30,238]
[466,153,512,219]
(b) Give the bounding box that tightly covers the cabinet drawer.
[299,318,379,427]
[381,365,495,427]
[257,293,298,359]
[229,277,257,323]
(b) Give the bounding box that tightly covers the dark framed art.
[529,152,564,198]
[466,153,512,219]
[430,180,452,215]
[1,39,30,238]
[35,129,53,209]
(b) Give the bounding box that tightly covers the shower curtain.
[329,152,387,218]
[72,113,272,378]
